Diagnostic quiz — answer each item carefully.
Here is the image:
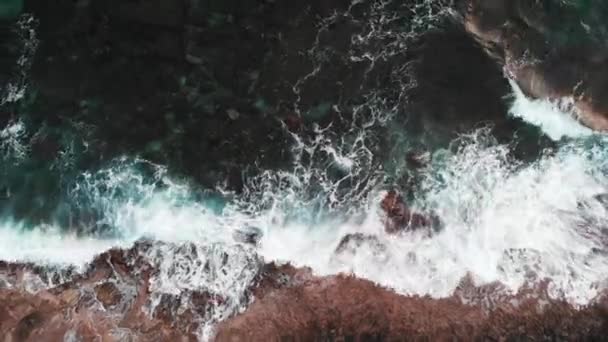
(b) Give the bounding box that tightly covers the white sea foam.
[0,117,607,342]
[508,79,594,140]
[2,130,608,310]
[257,132,608,305]
[0,119,29,161]
[0,222,117,266]
[0,15,38,106]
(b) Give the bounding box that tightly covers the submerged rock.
[334,233,386,255]
[380,189,437,234]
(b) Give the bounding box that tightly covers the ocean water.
[2,1,608,340]
[2,73,608,301]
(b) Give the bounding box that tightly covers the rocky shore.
[463,0,608,131]
[2,241,607,341]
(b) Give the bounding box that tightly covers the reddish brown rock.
[0,243,199,341]
[2,242,607,341]
[215,274,608,341]
[283,113,303,132]
[462,0,608,131]
[95,282,122,307]
[381,190,434,234]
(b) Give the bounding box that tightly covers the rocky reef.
[2,241,608,341]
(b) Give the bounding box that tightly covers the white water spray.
[508,80,594,140]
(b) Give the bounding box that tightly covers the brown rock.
[15,311,45,340]
[58,289,80,305]
[462,0,608,131]
[1,242,608,341]
[215,274,608,341]
[380,190,434,234]
[95,282,122,307]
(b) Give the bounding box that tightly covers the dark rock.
[380,190,436,234]
[215,272,608,341]
[334,233,385,255]
[15,311,44,340]
[283,113,303,132]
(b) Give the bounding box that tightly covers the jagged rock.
[1,242,608,341]
[2,1,605,341]
[463,0,608,131]
[95,282,121,307]
[380,190,436,234]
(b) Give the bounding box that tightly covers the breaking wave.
[2,111,608,306]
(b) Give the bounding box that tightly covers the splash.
[6,124,608,305]
[255,130,608,305]
[508,80,594,140]
[0,222,116,266]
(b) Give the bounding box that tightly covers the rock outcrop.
[2,242,607,341]
[216,274,608,341]
[0,243,199,341]
[462,0,608,131]
[381,189,437,234]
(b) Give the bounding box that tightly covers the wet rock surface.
[216,275,608,341]
[380,189,437,234]
[462,0,608,131]
[0,243,195,341]
[2,242,608,341]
